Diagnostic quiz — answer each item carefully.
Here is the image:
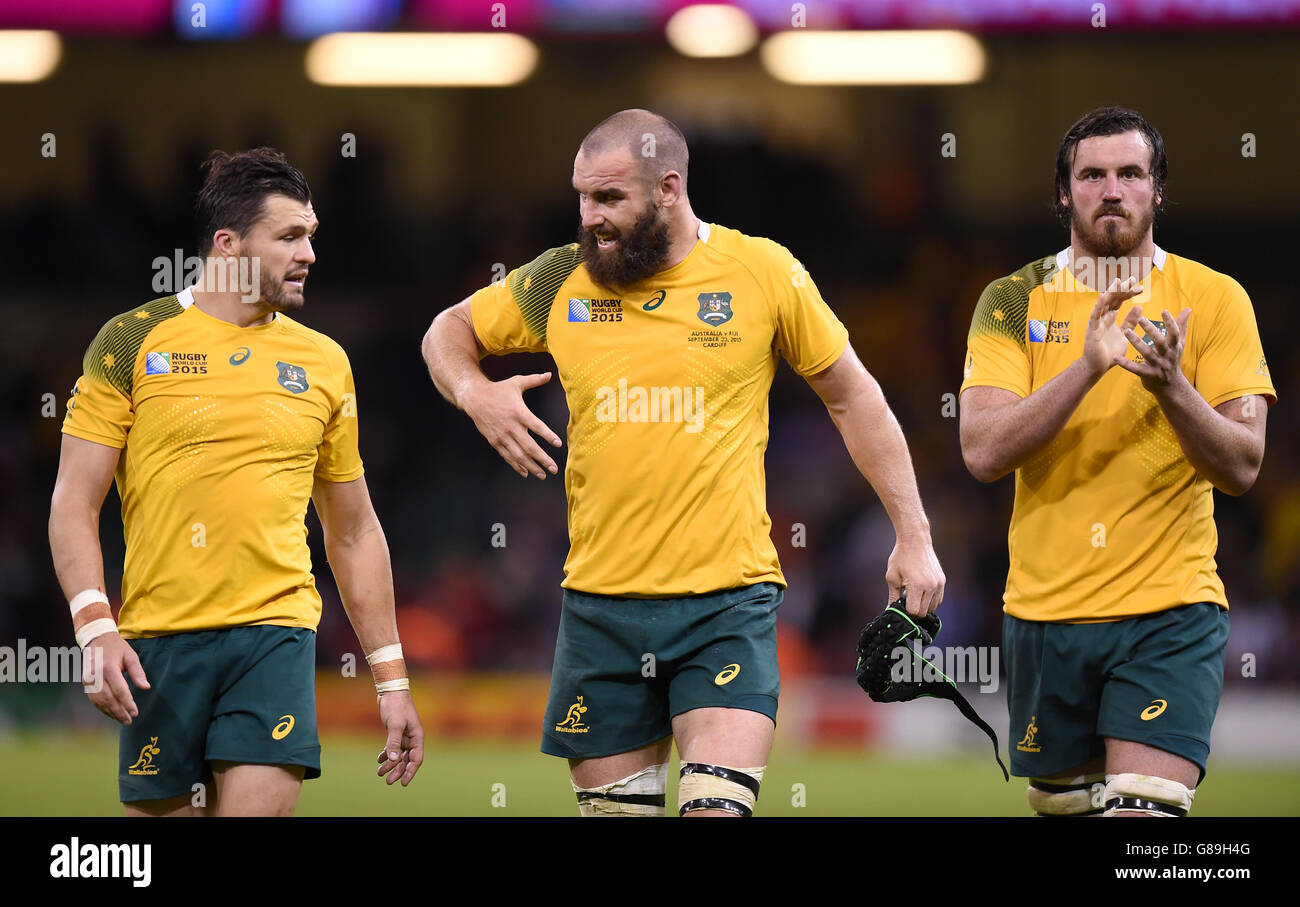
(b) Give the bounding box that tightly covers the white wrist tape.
[70,589,116,648]
[75,619,119,648]
[69,589,110,617]
[366,644,408,692]
[365,644,404,665]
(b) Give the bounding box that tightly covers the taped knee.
[678,763,765,817]
[1102,773,1195,817]
[573,763,668,817]
[1027,773,1107,816]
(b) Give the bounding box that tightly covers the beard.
[1070,199,1155,260]
[257,266,306,312]
[577,202,671,291]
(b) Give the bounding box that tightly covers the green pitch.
[1,731,1297,816]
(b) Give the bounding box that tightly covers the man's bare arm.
[421,298,562,479]
[48,434,149,723]
[312,475,399,653]
[805,343,945,616]
[960,362,1100,482]
[312,474,423,786]
[49,434,118,603]
[422,296,488,407]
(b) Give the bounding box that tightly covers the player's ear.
[212,228,238,258]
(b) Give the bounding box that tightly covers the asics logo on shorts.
[272,714,296,739]
[714,664,741,685]
[1140,699,1168,721]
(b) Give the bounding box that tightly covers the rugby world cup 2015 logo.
[697,291,733,325]
[276,361,309,394]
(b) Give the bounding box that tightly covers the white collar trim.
[179,285,281,322]
[698,221,710,243]
[1055,244,1167,273]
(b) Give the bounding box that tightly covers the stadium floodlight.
[666,4,759,58]
[0,31,61,83]
[305,32,539,87]
[760,30,986,85]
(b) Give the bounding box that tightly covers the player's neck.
[1067,233,1158,289]
[661,206,702,272]
[189,286,277,328]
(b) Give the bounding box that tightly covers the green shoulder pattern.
[509,243,585,346]
[968,256,1059,348]
[83,295,186,398]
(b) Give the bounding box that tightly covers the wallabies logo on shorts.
[276,361,309,394]
[128,737,161,776]
[554,695,589,733]
[1016,716,1042,753]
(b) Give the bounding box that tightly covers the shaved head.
[579,108,689,191]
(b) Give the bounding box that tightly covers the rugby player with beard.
[959,108,1275,817]
[424,109,944,817]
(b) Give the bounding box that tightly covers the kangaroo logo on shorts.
[276,361,309,394]
[1016,716,1042,753]
[554,695,589,734]
[1140,699,1168,721]
[128,737,161,776]
[272,715,296,740]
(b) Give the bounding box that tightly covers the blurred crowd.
[2,122,1296,701]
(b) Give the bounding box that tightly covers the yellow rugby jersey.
[961,247,1276,623]
[62,288,364,637]
[471,222,849,596]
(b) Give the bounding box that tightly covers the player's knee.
[1101,772,1195,817]
[572,763,668,817]
[678,763,764,817]
[1026,773,1107,816]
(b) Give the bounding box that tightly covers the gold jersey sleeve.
[960,258,1057,398]
[314,343,365,483]
[63,297,185,447]
[469,244,585,354]
[1185,272,1277,407]
[766,241,850,377]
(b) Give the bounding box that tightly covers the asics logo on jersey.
[642,290,666,311]
[714,664,741,685]
[595,379,706,434]
[229,347,251,366]
[1140,699,1168,721]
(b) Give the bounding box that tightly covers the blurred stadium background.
[0,0,1297,816]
